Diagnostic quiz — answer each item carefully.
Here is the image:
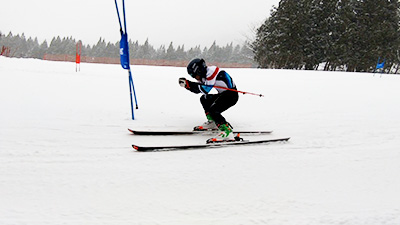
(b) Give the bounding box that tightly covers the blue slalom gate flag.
[119,33,130,70]
[376,58,385,70]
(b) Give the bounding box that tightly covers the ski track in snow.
[1,57,400,225]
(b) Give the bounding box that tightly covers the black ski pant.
[200,90,239,126]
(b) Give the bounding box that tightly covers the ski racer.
[178,58,239,142]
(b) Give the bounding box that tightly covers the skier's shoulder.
[206,66,220,80]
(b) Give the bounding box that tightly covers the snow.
[1,56,400,225]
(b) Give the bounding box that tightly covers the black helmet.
[187,58,207,78]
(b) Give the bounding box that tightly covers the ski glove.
[179,78,202,94]
[179,77,188,88]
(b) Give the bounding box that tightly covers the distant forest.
[252,0,400,73]
[0,31,255,65]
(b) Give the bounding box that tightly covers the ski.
[132,137,290,152]
[128,128,273,135]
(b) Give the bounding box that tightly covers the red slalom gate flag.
[76,54,81,64]
[76,41,82,72]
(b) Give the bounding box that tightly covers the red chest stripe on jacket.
[207,67,219,81]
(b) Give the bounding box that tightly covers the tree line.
[252,0,400,73]
[0,31,255,65]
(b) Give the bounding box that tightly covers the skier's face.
[194,74,201,81]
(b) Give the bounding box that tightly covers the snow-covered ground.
[1,56,400,225]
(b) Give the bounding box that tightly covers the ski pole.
[212,85,264,97]
[198,83,264,97]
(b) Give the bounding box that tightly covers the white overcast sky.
[1,0,280,48]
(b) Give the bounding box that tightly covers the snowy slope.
[1,56,400,225]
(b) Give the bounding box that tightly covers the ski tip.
[132,144,155,152]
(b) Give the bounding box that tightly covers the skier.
[179,58,239,142]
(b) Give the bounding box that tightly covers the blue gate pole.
[115,0,138,119]
[129,69,139,109]
[128,70,135,119]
